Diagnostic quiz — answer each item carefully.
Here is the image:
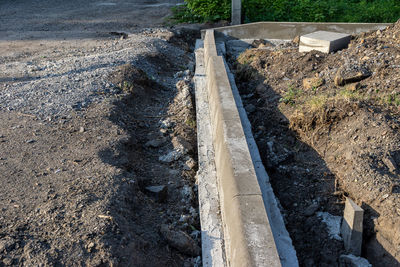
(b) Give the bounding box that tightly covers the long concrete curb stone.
[200,29,286,267]
[201,21,390,40]
[194,39,227,267]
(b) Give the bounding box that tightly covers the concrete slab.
[202,22,389,41]
[299,31,351,53]
[341,197,364,256]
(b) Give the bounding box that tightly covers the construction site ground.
[0,0,207,265]
[230,20,400,266]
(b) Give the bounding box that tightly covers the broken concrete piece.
[382,155,397,172]
[341,197,364,256]
[299,31,351,53]
[339,254,372,267]
[160,224,200,256]
[145,185,168,202]
[145,137,166,148]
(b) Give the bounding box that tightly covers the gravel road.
[0,0,202,266]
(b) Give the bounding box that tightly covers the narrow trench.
[229,49,400,266]
[229,55,347,266]
[98,36,201,266]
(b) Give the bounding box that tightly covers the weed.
[385,94,400,106]
[185,118,197,128]
[307,95,328,112]
[339,88,362,100]
[280,85,301,106]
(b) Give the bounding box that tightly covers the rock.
[160,224,200,256]
[79,126,85,133]
[245,104,256,113]
[302,77,324,90]
[183,157,196,171]
[145,138,166,148]
[181,185,194,202]
[252,39,269,48]
[0,240,6,252]
[159,150,182,163]
[86,242,95,252]
[292,36,300,45]
[339,254,371,267]
[304,202,320,216]
[255,83,268,95]
[2,257,13,266]
[172,136,193,154]
[174,70,185,79]
[334,70,370,87]
[345,82,361,91]
[145,185,168,202]
[160,118,173,129]
[382,155,397,172]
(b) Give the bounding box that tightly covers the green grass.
[279,85,301,105]
[172,0,400,23]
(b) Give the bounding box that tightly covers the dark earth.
[231,19,400,266]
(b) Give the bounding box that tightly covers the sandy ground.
[0,0,202,266]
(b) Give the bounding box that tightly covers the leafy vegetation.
[172,0,400,23]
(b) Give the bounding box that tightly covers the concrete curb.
[200,29,284,267]
[197,22,392,266]
[223,58,298,267]
[195,39,227,267]
[201,21,390,40]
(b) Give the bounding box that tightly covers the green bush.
[172,0,231,22]
[173,0,400,23]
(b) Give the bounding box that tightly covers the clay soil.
[231,20,400,266]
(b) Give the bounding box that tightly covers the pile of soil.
[231,20,400,266]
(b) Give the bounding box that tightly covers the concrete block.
[231,0,241,25]
[299,31,351,53]
[224,195,281,267]
[341,197,364,256]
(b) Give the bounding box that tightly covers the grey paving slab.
[299,31,351,53]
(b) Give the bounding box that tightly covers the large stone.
[299,31,351,53]
[339,254,371,267]
[341,197,364,256]
[145,185,168,202]
[160,224,201,256]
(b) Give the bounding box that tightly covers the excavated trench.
[225,31,400,266]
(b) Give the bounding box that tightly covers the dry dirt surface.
[231,20,400,266]
[0,0,204,266]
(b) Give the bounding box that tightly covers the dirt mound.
[108,64,160,95]
[232,20,400,266]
